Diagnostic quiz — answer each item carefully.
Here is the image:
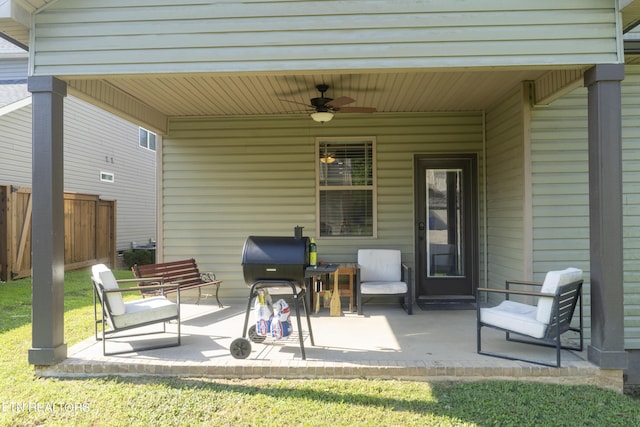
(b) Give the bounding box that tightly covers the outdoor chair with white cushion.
[356,249,413,315]
[476,267,583,367]
[91,263,181,356]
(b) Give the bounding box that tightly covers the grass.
[0,269,638,426]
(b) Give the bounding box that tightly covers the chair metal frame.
[476,279,583,367]
[92,276,182,356]
[356,249,413,315]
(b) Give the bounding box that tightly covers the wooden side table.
[331,264,357,314]
[308,263,358,315]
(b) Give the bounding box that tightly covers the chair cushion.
[360,281,408,295]
[536,267,583,323]
[111,296,178,329]
[92,264,126,316]
[480,300,547,338]
[358,249,401,282]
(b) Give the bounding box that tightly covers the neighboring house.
[2,0,640,389]
[0,38,157,254]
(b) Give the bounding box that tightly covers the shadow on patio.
[38,298,623,391]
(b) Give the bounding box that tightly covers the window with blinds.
[317,138,376,237]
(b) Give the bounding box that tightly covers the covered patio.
[37,297,621,392]
[2,1,636,389]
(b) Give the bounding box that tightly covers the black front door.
[414,154,478,300]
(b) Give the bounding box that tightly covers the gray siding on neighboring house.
[0,38,27,80]
[32,1,618,77]
[163,113,486,298]
[0,96,157,251]
[0,58,27,81]
[484,86,529,290]
[63,97,157,251]
[0,105,31,183]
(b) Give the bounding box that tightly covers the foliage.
[121,249,155,268]
[0,270,638,426]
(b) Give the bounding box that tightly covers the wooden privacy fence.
[0,185,116,281]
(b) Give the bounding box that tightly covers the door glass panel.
[426,169,464,277]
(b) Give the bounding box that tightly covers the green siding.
[33,0,618,76]
[485,86,528,290]
[622,67,640,349]
[529,87,592,339]
[162,113,485,298]
[529,67,640,348]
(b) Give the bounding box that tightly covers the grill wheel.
[230,337,251,359]
[248,325,267,343]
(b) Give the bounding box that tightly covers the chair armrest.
[505,279,542,289]
[401,263,411,285]
[117,277,164,284]
[103,283,180,294]
[477,287,554,298]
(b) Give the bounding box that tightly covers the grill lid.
[241,235,310,285]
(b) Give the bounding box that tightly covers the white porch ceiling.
[85,70,550,119]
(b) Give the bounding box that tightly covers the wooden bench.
[132,258,223,307]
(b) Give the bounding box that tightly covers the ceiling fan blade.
[326,96,355,108]
[338,106,377,113]
[279,99,313,108]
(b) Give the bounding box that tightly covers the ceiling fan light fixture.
[310,111,334,123]
[320,155,336,164]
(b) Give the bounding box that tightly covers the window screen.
[317,139,376,237]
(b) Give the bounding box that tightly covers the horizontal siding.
[162,113,484,298]
[0,58,28,81]
[530,89,592,338]
[0,106,33,185]
[485,87,526,291]
[622,66,640,349]
[529,67,640,348]
[0,96,156,251]
[32,0,618,76]
[62,97,157,251]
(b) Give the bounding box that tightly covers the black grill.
[241,235,310,286]
[230,234,314,360]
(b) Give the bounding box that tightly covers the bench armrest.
[201,271,216,281]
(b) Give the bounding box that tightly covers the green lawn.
[0,269,638,426]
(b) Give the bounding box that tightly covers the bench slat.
[132,258,222,307]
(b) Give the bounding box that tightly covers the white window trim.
[139,127,157,152]
[100,171,115,183]
[315,136,377,239]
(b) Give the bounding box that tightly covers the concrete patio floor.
[37,297,624,391]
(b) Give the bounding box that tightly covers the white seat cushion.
[111,296,178,329]
[360,281,408,295]
[92,264,126,316]
[480,300,547,338]
[536,267,583,323]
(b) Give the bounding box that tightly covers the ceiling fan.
[320,151,336,164]
[282,84,377,123]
